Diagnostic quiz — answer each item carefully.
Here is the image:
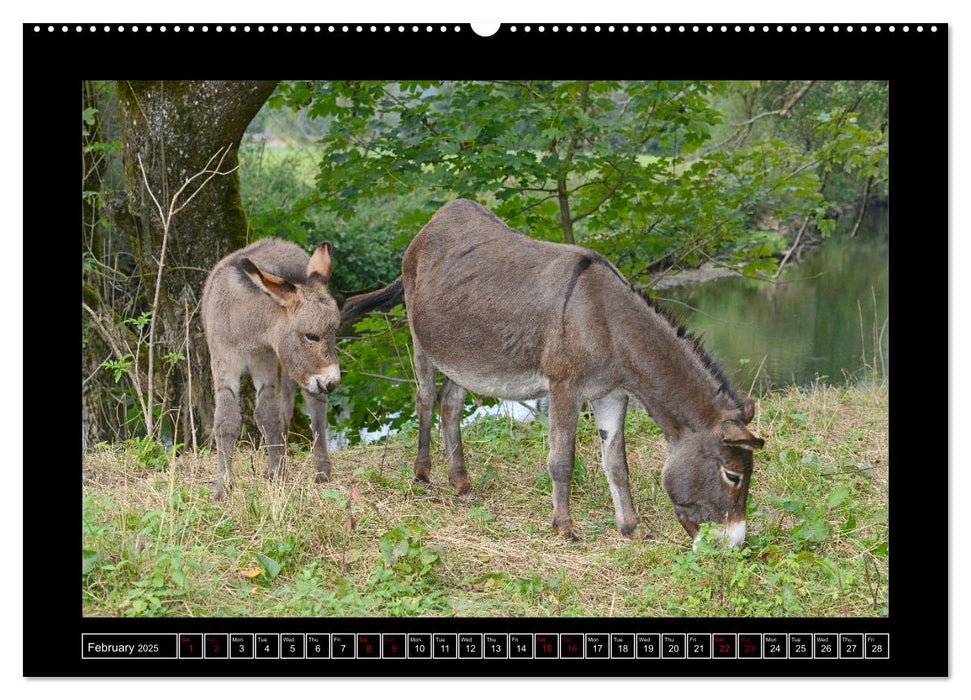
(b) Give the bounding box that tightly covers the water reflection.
[660,208,889,391]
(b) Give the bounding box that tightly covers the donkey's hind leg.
[439,378,471,495]
[590,389,649,538]
[250,352,287,480]
[412,341,437,483]
[211,355,243,499]
[547,383,582,540]
[301,387,333,483]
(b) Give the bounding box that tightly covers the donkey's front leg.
[212,364,242,500]
[591,389,649,538]
[252,354,287,480]
[302,388,333,482]
[547,385,581,540]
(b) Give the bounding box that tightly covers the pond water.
[660,207,889,392]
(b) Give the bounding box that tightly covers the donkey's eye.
[720,465,742,488]
[305,333,321,343]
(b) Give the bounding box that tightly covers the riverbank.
[650,261,743,290]
[82,382,888,618]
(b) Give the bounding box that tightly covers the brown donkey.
[345,199,765,546]
[201,239,341,498]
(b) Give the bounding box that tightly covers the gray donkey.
[201,239,341,498]
[343,200,764,546]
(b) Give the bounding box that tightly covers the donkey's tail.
[340,277,405,326]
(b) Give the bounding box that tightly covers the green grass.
[82,382,888,618]
[239,142,323,187]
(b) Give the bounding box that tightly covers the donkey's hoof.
[553,522,578,541]
[620,521,655,540]
[414,467,431,483]
[315,472,331,484]
[622,524,657,541]
[451,477,472,495]
[213,486,228,501]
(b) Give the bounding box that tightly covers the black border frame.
[25,21,947,677]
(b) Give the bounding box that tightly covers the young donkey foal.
[201,239,342,498]
[346,200,765,545]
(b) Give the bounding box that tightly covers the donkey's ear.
[720,419,765,450]
[239,258,298,307]
[740,396,756,424]
[306,242,333,287]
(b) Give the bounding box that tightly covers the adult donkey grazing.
[201,239,341,499]
[345,200,764,546]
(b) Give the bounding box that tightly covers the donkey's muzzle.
[691,519,747,551]
[308,366,341,395]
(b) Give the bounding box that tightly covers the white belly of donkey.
[436,363,550,401]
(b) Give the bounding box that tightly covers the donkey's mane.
[572,252,745,413]
[631,283,745,413]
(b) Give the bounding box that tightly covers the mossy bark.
[83,81,110,447]
[113,80,278,446]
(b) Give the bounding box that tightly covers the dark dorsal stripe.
[562,256,593,318]
[562,251,627,318]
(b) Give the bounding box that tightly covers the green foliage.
[254,552,282,581]
[237,144,404,304]
[468,506,497,526]
[329,305,415,442]
[367,523,450,616]
[101,354,133,384]
[123,436,173,470]
[711,80,888,227]
[161,352,185,366]
[81,99,122,160]
[125,311,152,333]
[273,80,723,247]
[82,491,209,617]
[504,572,562,598]
[264,80,886,287]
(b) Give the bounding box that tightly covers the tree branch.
[773,216,811,279]
[705,80,817,153]
[137,145,241,440]
[382,86,440,137]
[848,175,874,239]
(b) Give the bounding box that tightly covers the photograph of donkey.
[344,199,765,547]
[201,239,342,498]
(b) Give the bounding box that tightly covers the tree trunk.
[82,80,111,448]
[555,81,589,245]
[113,80,278,446]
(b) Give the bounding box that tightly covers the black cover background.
[23,22,947,677]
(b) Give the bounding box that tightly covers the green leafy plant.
[162,352,185,365]
[329,306,419,442]
[362,523,450,616]
[102,354,134,384]
[123,435,178,471]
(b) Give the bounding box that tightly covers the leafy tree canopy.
[267,80,886,285]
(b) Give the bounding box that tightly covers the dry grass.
[82,382,889,618]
